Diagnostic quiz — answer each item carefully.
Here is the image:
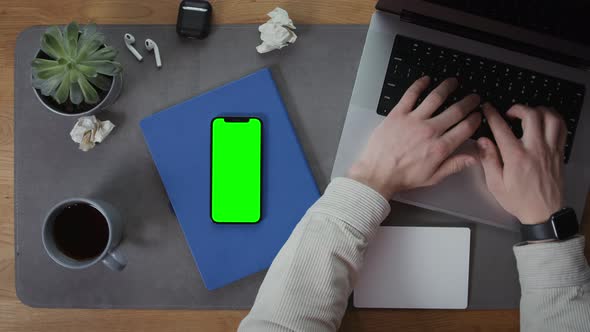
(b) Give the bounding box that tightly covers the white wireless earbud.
[124,33,143,61]
[145,39,162,68]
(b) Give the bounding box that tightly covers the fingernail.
[477,139,487,149]
[465,158,476,167]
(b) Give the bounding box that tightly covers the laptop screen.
[423,0,590,46]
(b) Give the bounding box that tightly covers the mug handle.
[102,247,127,271]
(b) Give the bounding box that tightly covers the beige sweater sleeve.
[238,177,391,332]
[239,178,590,332]
[514,236,590,332]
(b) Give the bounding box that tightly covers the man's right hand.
[477,103,566,225]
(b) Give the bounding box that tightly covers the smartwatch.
[520,207,579,241]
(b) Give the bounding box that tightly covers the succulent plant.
[32,22,122,106]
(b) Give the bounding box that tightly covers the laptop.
[331,0,590,231]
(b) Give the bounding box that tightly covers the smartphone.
[210,117,262,223]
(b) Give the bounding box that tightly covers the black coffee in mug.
[43,198,126,271]
[52,203,109,260]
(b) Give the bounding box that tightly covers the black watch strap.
[521,222,557,241]
[520,207,579,242]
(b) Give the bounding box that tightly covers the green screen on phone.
[211,117,262,223]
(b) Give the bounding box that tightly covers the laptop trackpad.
[354,226,470,309]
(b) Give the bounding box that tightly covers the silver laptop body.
[331,8,590,231]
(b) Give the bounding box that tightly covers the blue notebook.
[140,69,320,290]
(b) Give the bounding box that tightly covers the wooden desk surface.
[1,1,588,331]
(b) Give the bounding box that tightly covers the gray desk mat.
[15,25,521,309]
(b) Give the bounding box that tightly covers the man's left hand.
[348,76,482,199]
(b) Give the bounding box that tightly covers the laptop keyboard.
[377,35,585,162]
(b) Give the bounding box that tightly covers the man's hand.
[478,103,566,225]
[348,76,481,199]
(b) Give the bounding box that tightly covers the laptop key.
[472,117,493,141]
[507,117,524,139]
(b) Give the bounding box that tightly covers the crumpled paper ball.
[69,115,115,151]
[256,7,297,54]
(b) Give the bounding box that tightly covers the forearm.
[238,178,390,332]
[515,236,590,332]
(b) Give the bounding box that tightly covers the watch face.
[552,209,579,239]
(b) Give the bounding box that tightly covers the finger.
[392,76,431,114]
[477,137,504,194]
[558,117,568,154]
[505,104,543,144]
[482,103,519,153]
[540,106,566,148]
[425,154,476,186]
[430,93,480,133]
[439,111,482,152]
[413,77,458,119]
